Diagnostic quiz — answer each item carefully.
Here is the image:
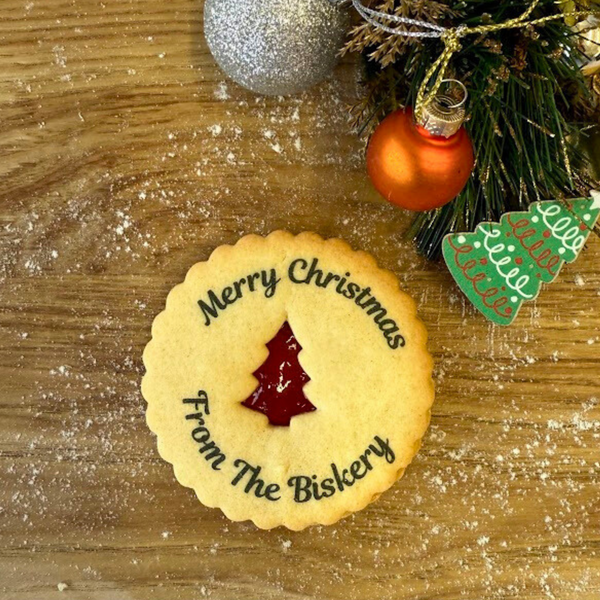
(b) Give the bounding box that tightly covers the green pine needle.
[350,0,599,259]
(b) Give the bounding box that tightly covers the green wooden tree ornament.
[442,193,600,325]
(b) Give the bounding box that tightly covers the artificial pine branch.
[344,0,599,259]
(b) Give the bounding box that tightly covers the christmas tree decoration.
[366,83,474,212]
[203,0,348,96]
[242,321,315,426]
[442,193,600,325]
[344,0,600,258]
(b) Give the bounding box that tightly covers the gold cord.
[414,1,597,121]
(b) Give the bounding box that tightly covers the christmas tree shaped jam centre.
[242,322,315,426]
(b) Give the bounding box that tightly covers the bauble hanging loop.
[419,79,468,138]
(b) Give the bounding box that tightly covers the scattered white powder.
[207,124,222,137]
[214,82,230,100]
[52,45,67,68]
[1,62,599,600]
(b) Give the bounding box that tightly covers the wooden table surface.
[2,1,600,599]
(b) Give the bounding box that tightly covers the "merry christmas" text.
[196,258,406,350]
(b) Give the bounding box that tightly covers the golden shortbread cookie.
[142,231,434,530]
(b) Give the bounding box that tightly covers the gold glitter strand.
[346,0,597,120]
[414,6,596,120]
[558,129,574,185]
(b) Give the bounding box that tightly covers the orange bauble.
[366,108,474,212]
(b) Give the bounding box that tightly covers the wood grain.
[1,1,600,599]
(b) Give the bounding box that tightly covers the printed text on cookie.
[183,390,396,503]
[197,257,406,349]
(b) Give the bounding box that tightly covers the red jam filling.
[242,322,315,426]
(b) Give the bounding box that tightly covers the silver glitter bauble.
[204,0,348,96]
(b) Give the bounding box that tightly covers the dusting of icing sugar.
[1,55,599,600]
[214,81,230,101]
